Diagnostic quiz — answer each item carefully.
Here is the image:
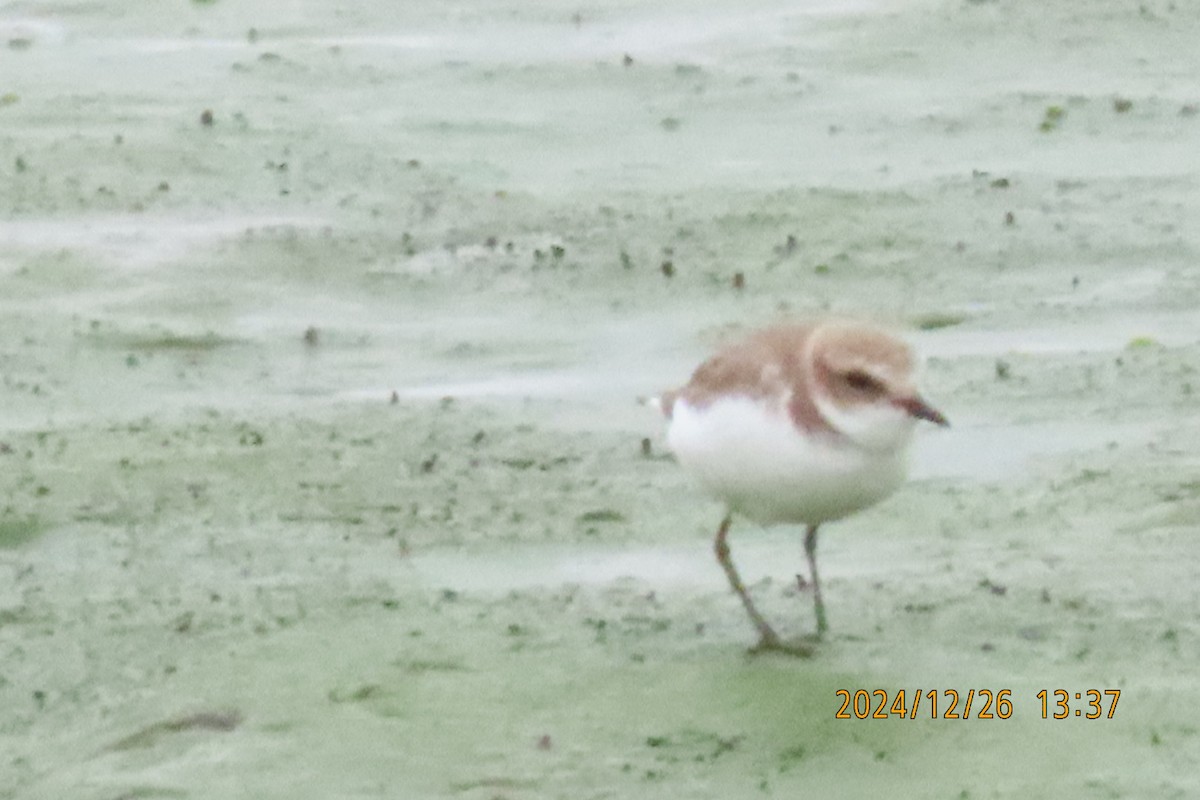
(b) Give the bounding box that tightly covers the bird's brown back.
[660,324,831,434]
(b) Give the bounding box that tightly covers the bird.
[653,319,948,652]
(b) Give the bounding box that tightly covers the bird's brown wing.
[670,324,832,434]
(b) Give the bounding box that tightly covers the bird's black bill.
[896,396,950,427]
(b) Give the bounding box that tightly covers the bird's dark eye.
[844,370,882,393]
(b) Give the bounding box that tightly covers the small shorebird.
[654,320,948,652]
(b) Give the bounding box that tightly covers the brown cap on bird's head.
[806,319,949,440]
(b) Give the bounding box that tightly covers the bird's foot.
[797,631,825,647]
[748,632,816,658]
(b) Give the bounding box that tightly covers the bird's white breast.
[666,395,913,525]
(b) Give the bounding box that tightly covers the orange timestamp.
[835,689,1122,719]
[835,689,1013,720]
[1037,689,1121,719]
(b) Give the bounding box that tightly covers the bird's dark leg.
[804,523,828,637]
[714,513,781,650]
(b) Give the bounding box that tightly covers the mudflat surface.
[1,0,1198,797]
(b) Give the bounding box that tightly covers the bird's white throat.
[813,392,917,454]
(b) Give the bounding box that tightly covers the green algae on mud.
[2,0,1200,797]
[2,397,1198,798]
[0,515,45,548]
[96,329,246,354]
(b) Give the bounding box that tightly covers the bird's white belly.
[666,396,910,525]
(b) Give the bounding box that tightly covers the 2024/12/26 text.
[835,689,1121,720]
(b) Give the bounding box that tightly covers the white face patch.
[813,391,916,453]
